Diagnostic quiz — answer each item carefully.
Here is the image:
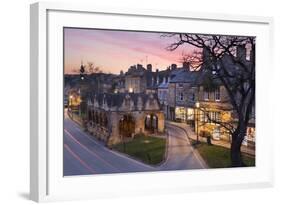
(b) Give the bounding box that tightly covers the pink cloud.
[64,28,196,74]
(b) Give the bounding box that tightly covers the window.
[179,92,184,101]
[191,93,195,102]
[162,90,167,100]
[199,111,204,122]
[187,108,194,120]
[215,112,221,122]
[125,99,130,106]
[175,107,186,121]
[204,111,210,123]
[178,83,183,88]
[215,87,221,101]
[204,90,210,100]
[203,111,221,123]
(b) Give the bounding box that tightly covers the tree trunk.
[230,126,247,167]
[230,138,243,167]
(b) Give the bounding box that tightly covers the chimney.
[137,64,143,70]
[171,64,177,70]
[236,45,247,61]
[130,65,136,70]
[147,64,152,72]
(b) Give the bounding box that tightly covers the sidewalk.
[166,121,255,156]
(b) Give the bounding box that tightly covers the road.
[64,111,206,176]
[158,124,206,171]
[63,112,155,176]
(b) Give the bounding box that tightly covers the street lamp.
[195,101,200,144]
[69,95,73,118]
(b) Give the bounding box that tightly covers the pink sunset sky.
[64,28,196,74]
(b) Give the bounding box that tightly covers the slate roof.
[88,92,160,109]
[169,68,202,84]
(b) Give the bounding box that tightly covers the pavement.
[166,121,255,156]
[64,110,207,176]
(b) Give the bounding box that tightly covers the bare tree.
[179,50,202,71]
[87,62,101,74]
[71,62,102,74]
[164,33,255,167]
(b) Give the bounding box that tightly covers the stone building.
[123,63,171,94]
[85,92,165,146]
[166,65,201,123]
[194,46,255,143]
[157,78,169,118]
[195,82,233,141]
[162,47,255,143]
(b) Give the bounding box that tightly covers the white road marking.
[64,128,120,171]
[67,119,155,170]
[64,144,96,174]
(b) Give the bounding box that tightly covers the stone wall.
[88,109,165,146]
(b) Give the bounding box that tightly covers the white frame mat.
[30,2,274,202]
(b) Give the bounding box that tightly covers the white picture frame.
[30,2,274,202]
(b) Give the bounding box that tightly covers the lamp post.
[195,101,200,144]
[69,95,73,118]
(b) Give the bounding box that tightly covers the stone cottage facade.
[86,92,165,146]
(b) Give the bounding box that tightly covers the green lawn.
[112,134,166,165]
[194,142,255,168]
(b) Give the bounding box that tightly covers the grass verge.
[112,134,166,165]
[192,141,255,168]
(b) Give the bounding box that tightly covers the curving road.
[158,124,206,171]
[63,111,206,176]
[63,112,155,176]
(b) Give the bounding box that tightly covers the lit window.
[187,108,194,120]
[216,112,221,122]
[204,111,221,124]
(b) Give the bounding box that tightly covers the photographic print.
[63,28,255,176]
